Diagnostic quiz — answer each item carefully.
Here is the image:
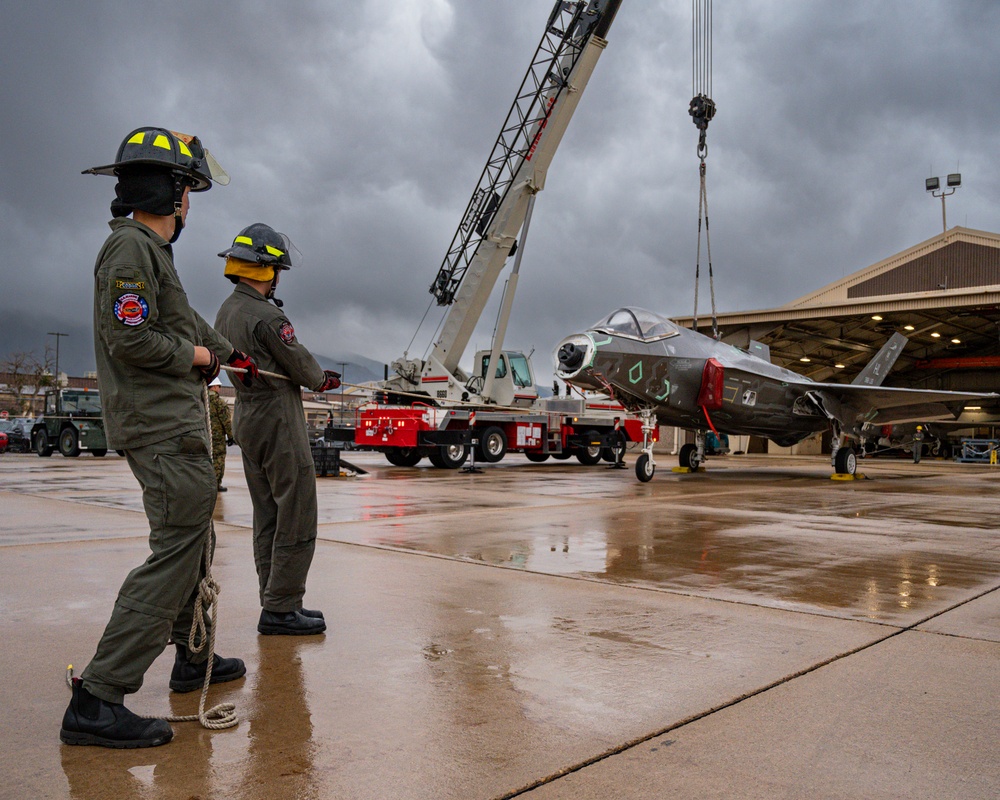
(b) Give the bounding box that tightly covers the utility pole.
[47,332,68,388]
[338,361,348,424]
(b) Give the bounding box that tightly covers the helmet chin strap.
[267,273,283,307]
[169,175,185,244]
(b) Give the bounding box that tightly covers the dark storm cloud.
[2,1,997,380]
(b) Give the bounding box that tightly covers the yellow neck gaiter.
[224,257,274,283]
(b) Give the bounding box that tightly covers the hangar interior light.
[871,315,883,321]
[931,332,941,338]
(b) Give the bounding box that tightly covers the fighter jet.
[554,307,995,481]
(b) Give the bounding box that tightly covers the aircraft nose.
[558,341,586,370]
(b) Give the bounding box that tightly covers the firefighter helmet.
[83,127,229,191]
[218,224,300,269]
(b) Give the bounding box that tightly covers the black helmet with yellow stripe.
[220,223,301,307]
[84,127,228,190]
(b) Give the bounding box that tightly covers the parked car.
[3,418,33,453]
[0,430,7,454]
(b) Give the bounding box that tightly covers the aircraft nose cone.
[558,342,585,370]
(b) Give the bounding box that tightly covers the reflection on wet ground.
[2,451,999,798]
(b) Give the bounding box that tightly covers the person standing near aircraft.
[62,127,256,748]
[214,223,340,636]
[208,377,234,491]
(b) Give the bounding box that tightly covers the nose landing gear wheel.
[635,453,654,482]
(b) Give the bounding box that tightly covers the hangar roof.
[672,226,1000,394]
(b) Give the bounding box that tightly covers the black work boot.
[258,609,327,635]
[298,607,325,619]
[60,678,173,748]
[169,643,247,693]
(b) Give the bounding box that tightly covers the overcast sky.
[2,1,998,383]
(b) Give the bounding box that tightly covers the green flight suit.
[82,218,234,705]
[214,282,326,613]
[209,388,233,487]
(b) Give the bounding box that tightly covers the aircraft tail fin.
[852,332,908,386]
[748,340,771,362]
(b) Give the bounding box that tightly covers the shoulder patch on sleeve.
[114,293,149,326]
[279,321,295,344]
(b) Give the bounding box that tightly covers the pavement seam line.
[494,579,1000,800]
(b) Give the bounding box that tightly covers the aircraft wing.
[793,381,994,427]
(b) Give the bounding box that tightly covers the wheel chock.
[830,472,869,481]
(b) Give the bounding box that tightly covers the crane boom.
[396,0,621,392]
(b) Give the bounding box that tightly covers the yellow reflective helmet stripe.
[152,134,171,150]
[234,236,254,246]
[265,245,285,257]
[177,140,192,157]
[127,131,146,145]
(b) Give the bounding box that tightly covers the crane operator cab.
[471,349,538,408]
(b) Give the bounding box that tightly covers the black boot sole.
[257,621,327,636]
[59,728,173,748]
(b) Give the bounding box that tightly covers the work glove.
[199,351,221,383]
[227,349,258,388]
[316,370,341,392]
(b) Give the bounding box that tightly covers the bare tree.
[1,348,53,414]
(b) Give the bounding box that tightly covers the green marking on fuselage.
[593,336,612,347]
[629,361,643,383]
[654,380,671,401]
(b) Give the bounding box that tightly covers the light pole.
[47,331,68,387]
[925,173,961,233]
[338,361,348,424]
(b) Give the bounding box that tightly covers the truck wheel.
[34,430,53,457]
[475,426,507,463]
[525,452,549,463]
[636,453,655,482]
[385,448,422,467]
[575,430,602,465]
[428,444,468,469]
[92,449,108,457]
[59,428,81,457]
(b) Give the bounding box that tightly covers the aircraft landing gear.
[635,409,658,482]
[678,430,707,471]
[831,425,857,476]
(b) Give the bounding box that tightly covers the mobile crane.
[348,0,652,468]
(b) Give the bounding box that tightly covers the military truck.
[31,388,108,457]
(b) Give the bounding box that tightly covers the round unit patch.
[114,293,149,326]
[279,321,295,344]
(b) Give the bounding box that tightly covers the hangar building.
[671,226,1000,452]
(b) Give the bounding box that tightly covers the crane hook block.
[688,94,716,131]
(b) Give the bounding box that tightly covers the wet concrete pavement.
[0,450,997,798]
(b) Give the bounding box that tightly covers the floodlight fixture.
[925,172,961,232]
[930,332,941,338]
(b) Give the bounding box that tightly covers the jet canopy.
[592,308,680,342]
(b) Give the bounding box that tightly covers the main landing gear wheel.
[834,447,857,475]
[679,443,700,471]
[635,453,654,482]
[429,444,469,469]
